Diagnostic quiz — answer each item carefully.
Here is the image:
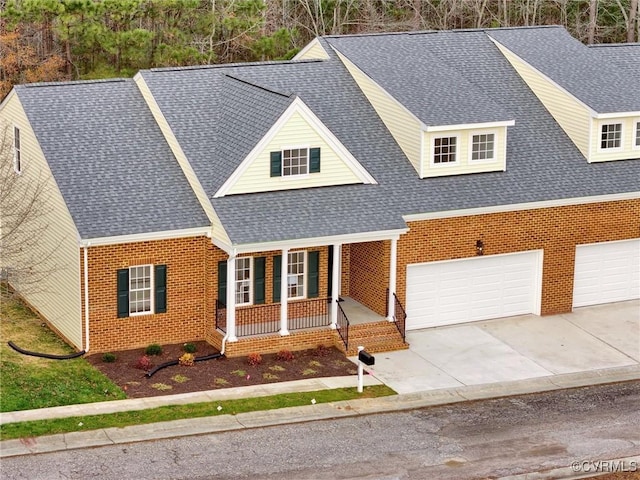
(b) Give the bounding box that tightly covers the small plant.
[231,369,247,376]
[315,344,331,357]
[247,352,262,366]
[134,355,153,371]
[145,344,163,356]
[101,352,116,363]
[309,360,322,367]
[214,377,229,386]
[302,368,317,376]
[182,342,197,353]
[269,365,286,372]
[263,372,279,380]
[178,353,195,367]
[151,383,172,391]
[171,374,190,384]
[276,349,295,361]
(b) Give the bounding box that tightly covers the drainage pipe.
[8,341,85,360]
[145,352,223,378]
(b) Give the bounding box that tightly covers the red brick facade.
[80,199,638,355]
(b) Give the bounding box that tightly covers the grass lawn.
[0,294,126,412]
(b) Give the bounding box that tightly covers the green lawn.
[0,294,126,412]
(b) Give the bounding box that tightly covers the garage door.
[406,251,543,330]
[573,239,640,308]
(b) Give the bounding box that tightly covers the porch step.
[338,321,409,356]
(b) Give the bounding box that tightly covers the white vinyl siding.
[423,127,506,177]
[0,94,83,348]
[294,38,330,60]
[573,239,640,308]
[335,51,423,174]
[227,110,361,195]
[493,41,591,159]
[406,251,543,329]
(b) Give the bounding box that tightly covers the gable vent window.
[471,133,495,161]
[270,147,321,177]
[600,123,622,149]
[13,126,22,174]
[433,136,457,164]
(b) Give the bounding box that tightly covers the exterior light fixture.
[476,239,484,256]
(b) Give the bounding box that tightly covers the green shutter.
[218,261,227,307]
[155,265,167,313]
[309,147,321,173]
[254,257,266,304]
[308,251,320,298]
[273,255,281,302]
[117,269,129,318]
[270,151,282,177]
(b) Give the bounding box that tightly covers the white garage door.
[573,239,640,308]
[406,251,543,330]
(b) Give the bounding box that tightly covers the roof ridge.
[147,58,324,73]
[588,42,640,48]
[324,24,564,39]
[19,78,128,89]
[223,74,293,98]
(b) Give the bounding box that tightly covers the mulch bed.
[86,342,358,399]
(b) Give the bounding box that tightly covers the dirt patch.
[86,342,357,398]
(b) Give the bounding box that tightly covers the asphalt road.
[1,382,639,480]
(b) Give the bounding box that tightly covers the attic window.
[433,136,458,164]
[635,121,640,148]
[470,133,495,162]
[283,148,308,176]
[600,123,622,150]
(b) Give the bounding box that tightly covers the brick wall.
[349,240,389,316]
[395,199,640,316]
[220,328,337,357]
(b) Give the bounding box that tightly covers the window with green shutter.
[307,251,319,298]
[309,147,321,173]
[155,265,167,313]
[270,151,282,177]
[117,269,129,318]
[254,257,266,304]
[273,255,281,302]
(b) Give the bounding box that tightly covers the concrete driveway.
[359,300,640,394]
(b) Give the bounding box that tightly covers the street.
[1,381,639,480]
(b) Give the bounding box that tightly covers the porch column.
[226,253,237,342]
[280,248,289,336]
[330,243,342,329]
[387,238,397,321]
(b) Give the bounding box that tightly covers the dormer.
[488,28,640,164]
[215,94,376,197]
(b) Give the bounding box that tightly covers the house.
[1,26,638,357]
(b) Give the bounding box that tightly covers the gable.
[294,38,330,61]
[216,98,376,197]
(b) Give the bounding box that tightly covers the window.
[287,251,305,299]
[433,136,457,164]
[471,133,495,161]
[129,265,153,315]
[283,148,308,176]
[235,257,252,305]
[600,123,622,150]
[635,122,640,148]
[13,126,21,174]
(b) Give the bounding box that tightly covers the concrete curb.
[1,365,638,459]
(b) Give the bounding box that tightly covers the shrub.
[276,349,295,361]
[182,342,197,354]
[145,344,163,356]
[101,352,116,363]
[179,353,195,367]
[315,344,331,357]
[134,355,153,371]
[247,352,262,366]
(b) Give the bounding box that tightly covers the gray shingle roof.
[487,26,640,113]
[15,79,209,239]
[12,26,640,246]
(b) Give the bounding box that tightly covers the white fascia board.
[233,228,408,255]
[403,192,640,222]
[489,37,598,118]
[79,226,212,247]
[214,96,376,198]
[330,45,428,130]
[425,120,515,132]
[293,38,329,60]
[594,111,640,119]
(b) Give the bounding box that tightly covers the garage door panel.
[573,239,640,308]
[406,251,541,330]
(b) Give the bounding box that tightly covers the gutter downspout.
[83,245,90,353]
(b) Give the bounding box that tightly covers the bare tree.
[588,0,598,43]
[628,0,638,42]
[0,126,60,300]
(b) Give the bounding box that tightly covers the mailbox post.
[357,346,375,393]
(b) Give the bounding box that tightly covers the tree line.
[1,0,639,99]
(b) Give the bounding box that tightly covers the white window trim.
[468,130,497,163]
[281,145,310,179]
[430,134,460,167]
[598,122,624,152]
[13,125,22,175]
[235,256,253,307]
[633,120,640,150]
[287,250,307,300]
[129,265,154,317]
